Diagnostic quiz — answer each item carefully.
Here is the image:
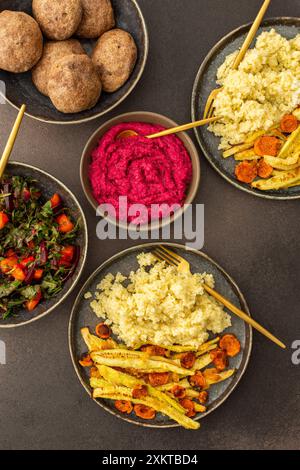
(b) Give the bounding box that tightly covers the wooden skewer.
[232,0,272,69]
[0,105,26,179]
[203,284,286,349]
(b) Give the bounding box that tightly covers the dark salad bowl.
[0,162,88,328]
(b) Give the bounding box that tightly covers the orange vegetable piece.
[12,266,26,282]
[26,290,42,311]
[95,322,110,339]
[33,269,44,280]
[257,159,273,179]
[198,391,209,404]
[179,398,196,418]
[134,404,156,420]
[171,385,186,399]
[180,352,196,369]
[140,345,167,357]
[219,334,241,357]
[203,368,220,382]
[115,400,133,414]
[50,193,61,208]
[189,371,206,389]
[254,135,281,157]
[210,348,228,371]
[0,257,18,274]
[148,372,170,387]
[90,366,99,378]
[235,161,258,184]
[79,352,93,367]
[280,114,298,133]
[0,212,9,229]
[56,214,74,233]
[132,384,148,399]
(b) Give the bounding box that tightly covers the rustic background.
[0,0,299,450]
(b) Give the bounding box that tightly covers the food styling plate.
[69,242,252,428]
[0,162,88,328]
[0,0,149,124]
[192,17,300,200]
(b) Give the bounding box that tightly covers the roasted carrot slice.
[257,159,273,179]
[254,136,281,157]
[235,161,258,184]
[210,348,228,371]
[189,371,206,389]
[134,404,156,420]
[280,114,299,133]
[132,385,148,399]
[198,391,209,404]
[90,366,100,378]
[180,352,196,369]
[179,398,196,418]
[148,372,170,387]
[171,385,186,399]
[79,352,93,367]
[140,345,167,357]
[115,400,133,414]
[95,323,111,339]
[219,334,241,357]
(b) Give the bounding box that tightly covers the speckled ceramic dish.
[0,162,88,328]
[0,0,148,124]
[69,242,252,428]
[192,17,300,200]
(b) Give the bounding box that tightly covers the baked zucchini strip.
[204,369,235,386]
[81,327,117,351]
[97,365,185,413]
[251,168,300,190]
[223,142,254,158]
[192,353,212,371]
[194,403,207,413]
[91,352,193,375]
[93,387,200,430]
[278,126,300,158]
[196,337,220,355]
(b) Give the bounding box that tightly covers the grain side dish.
[209,30,300,149]
[88,253,231,348]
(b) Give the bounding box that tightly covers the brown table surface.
[0,0,299,451]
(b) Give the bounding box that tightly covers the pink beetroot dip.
[89,122,193,224]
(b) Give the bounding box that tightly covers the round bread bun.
[92,29,137,93]
[76,0,115,39]
[32,40,86,96]
[32,0,82,40]
[48,54,102,114]
[0,10,43,73]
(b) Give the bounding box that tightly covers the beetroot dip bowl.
[80,112,201,231]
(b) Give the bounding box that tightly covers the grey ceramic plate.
[69,242,252,428]
[0,162,88,328]
[192,17,300,200]
[0,0,148,125]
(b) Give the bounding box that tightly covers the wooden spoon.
[116,115,220,140]
[0,105,26,179]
